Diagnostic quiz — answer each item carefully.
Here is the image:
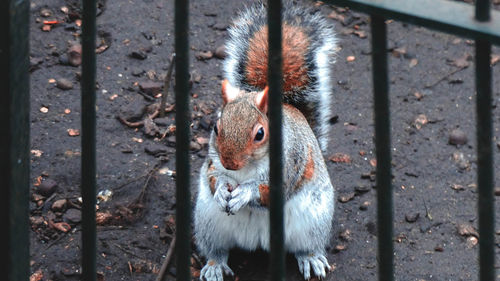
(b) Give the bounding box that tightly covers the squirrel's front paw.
[227,183,259,213]
[213,176,236,212]
[296,252,331,280]
[200,260,234,281]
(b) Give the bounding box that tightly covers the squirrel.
[194,2,337,281]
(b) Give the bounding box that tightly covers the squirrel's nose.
[221,157,243,171]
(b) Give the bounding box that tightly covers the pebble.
[199,116,213,131]
[63,208,82,223]
[51,199,67,211]
[37,178,57,196]
[338,229,352,241]
[449,129,468,145]
[338,192,355,203]
[354,184,370,194]
[214,45,226,59]
[67,44,82,66]
[138,81,163,96]
[56,78,73,90]
[359,201,371,211]
[494,187,500,196]
[405,212,420,223]
[196,51,213,61]
[190,141,202,151]
[145,144,168,157]
[40,8,52,17]
[130,50,148,60]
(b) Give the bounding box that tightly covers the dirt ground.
[28,0,500,280]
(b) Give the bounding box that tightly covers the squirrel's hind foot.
[200,260,234,281]
[295,252,331,280]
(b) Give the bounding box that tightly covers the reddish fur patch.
[258,184,270,206]
[245,24,310,92]
[303,145,315,180]
[209,176,216,194]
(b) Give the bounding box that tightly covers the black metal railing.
[2,0,498,280]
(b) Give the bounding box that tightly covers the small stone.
[63,208,82,223]
[449,129,468,145]
[166,136,176,147]
[346,55,356,62]
[145,144,167,157]
[51,199,67,211]
[67,44,82,66]
[40,8,52,17]
[214,45,226,59]
[339,229,352,241]
[190,141,202,151]
[494,187,500,196]
[131,68,145,77]
[359,201,371,210]
[457,223,479,238]
[354,184,370,194]
[130,50,148,60]
[56,78,73,90]
[199,116,213,131]
[405,212,420,223]
[37,179,58,196]
[466,236,478,248]
[138,81,163,96]
[338,192,355,203]
[196,51,213,61]
[434,245,444,252]
[333,244,347,253]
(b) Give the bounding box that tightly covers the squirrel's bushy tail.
[223,1,337,152]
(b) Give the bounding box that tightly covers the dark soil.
[28,0,500,280]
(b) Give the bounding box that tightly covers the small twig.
[156,235,176,281]
[117,116,144,128]
[160,54,176,118]
[136,163,161,204]
[424,66,466,89]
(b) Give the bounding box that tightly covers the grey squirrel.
[194,2,337,280]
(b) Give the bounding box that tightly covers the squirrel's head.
[213,80,269,171]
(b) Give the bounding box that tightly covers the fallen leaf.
[391,47,407,58]
[414,114,428,129]
[30,269,44,281]
[457,223,479,238]
[346,56,356,62]
[448,53,471,68]
[329,153,352,163]
[67,128,80,136]
[369,158,377,167]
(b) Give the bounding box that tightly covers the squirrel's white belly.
[197,177,334,252]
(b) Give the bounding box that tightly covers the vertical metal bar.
[474,1,495,280]
[370,15,394,281]
[175,0,191,279]
[81,0,97,280]
[268,0,284,280]
[1,0,30,280]
[475,0,490,22]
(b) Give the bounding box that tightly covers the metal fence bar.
[174,0,192,279]
[370,15,394,281]
[267,0,285,280]
[81,0,97,280]
[325,0,500,46]
[475,2,495,281]
[1,1,30,280]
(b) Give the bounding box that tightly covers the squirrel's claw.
[227,184,258,213]
[296,253,331,280]
[200,261,233,281]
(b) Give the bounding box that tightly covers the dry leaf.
[329,153,352,163]
[409,58,418,68]
[414,114,428,129]
[448,53,471,68]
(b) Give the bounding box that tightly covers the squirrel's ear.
[255,86,268,113]
[221,79,239,105]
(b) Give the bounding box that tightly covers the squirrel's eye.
[214,123,219,136]
[254,127,264,142]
